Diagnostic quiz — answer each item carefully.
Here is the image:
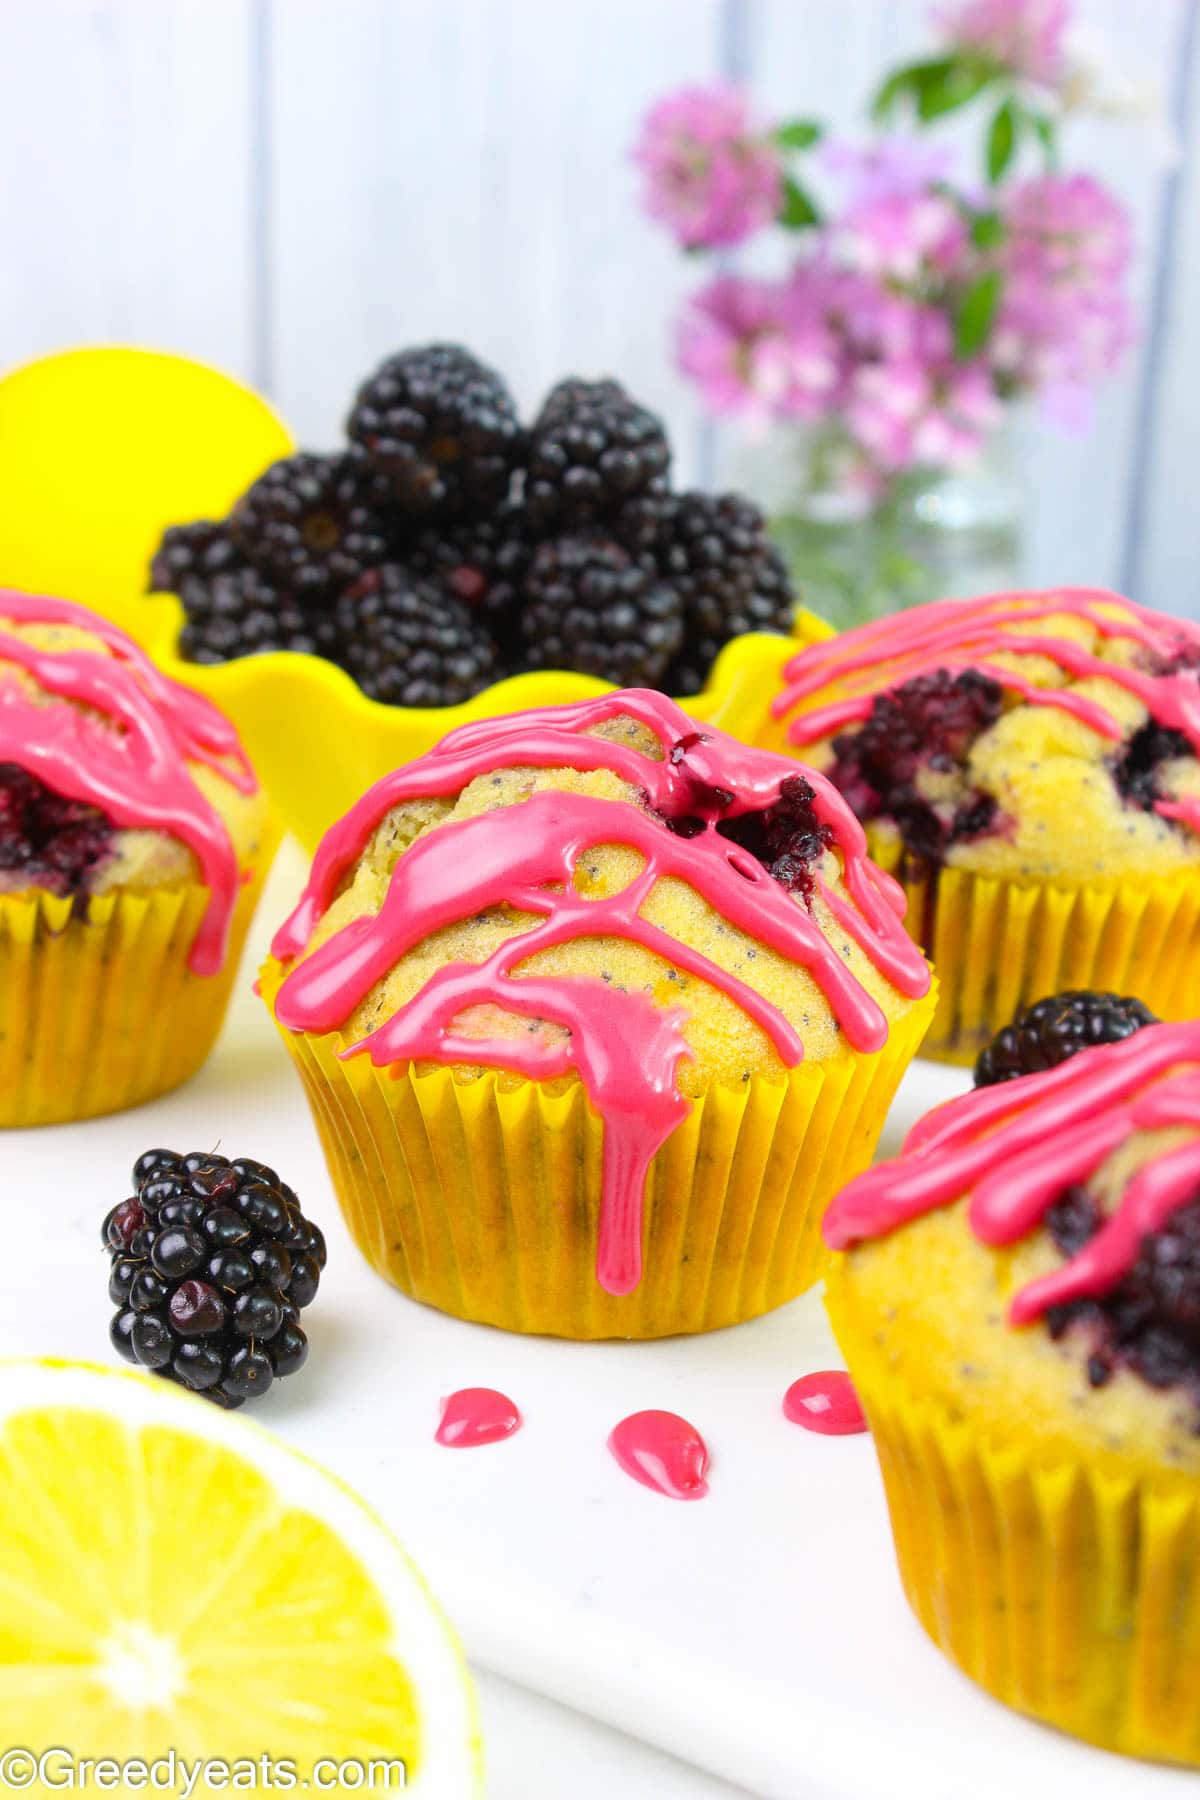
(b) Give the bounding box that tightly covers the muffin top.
[0,591,262,973]
[771,588,1200,880]
[270,688,932,1294]
[826,1020,1200,1474]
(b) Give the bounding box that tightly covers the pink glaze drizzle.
[825,1021,1200,1325]
[435,1387,522,1448]
[0,590,255,974]
[272,690,929,1295]
[608,1409,710,1500]
[775,589,1200,837]
[783,1371,867,1435]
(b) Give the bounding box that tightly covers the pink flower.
[934,0,1070,86]
[823,137,967,281]
[677,274,841,421]
[633,85,783,250]
[846,353,998,473]
[992,173,1135,413]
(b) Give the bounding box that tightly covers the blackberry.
[974,990,1158,1087]
[104,1149,326,1409]
[0,765,115,898]
[175,563,289,665]
[1045,1185,1200,1400]
[525,378,670,548]
[1111,719,1194,815]
[717,774,834,905]
[519,534,684,687]
[175,560,342,666]
[231,452,391,599]
[346,344,525,518]
[336,565,499,708]
[148,520,241,594]
[828,669,1003,864]
[657,493,796,696]
[407,504,534,652]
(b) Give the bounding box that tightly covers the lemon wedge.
[0,1361,480,1795]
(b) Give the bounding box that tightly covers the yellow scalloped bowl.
[0,347,833,851]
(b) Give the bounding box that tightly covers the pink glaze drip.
[607,1409,710,1500]
[774,589,1200,837]
[783,1371,867,1435]
[825,1021,1200,1326]
[272,690,929,1296]
[0,590,255,974]
[435,1387,522,1448]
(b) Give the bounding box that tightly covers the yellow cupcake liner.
[865,835,1200,1065]
[826,1270,1200,1766]
[0,867,270,1127]
[263,959,935,1338]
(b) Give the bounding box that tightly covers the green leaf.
[1029,109,1060,167]
[871,65,920,123]
[986,98,1019,183]
[914,55,996,121]
[954,270,1004,357]
[774,118,823,150]
[779,176,821,229]
[969,208,1006,250]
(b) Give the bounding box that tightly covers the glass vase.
[736,424,1025,633]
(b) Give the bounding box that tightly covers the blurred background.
[2,0,1197,613]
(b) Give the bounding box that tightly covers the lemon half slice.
[0,1360,481,1795]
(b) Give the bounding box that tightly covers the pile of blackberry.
[974,990,1158,1087]
[104,1149,326,1409]
[152,345,797,705]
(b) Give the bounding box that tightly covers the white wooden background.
[1,0,1197,612]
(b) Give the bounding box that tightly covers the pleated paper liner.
[864,833,1200,1066]
[262,957,936,1338]
[826,1270,1200,1767]
[0,872,268,1127]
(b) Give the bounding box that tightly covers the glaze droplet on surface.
[607,1409,710,1500]
[435,1387,522,1449]
[783,1372,867,1436]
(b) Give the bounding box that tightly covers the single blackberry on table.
[346,344,525,518]
[519,534,684,688]
[974,990,1159,1087]
[149,520,241,593]
[104,1149,326,1409]
[230,452,392,599]
[336,565,499,708]
[407,503,534,651]
[525,378,671,548]
[0,765,115,898]
[657,492,795,696]
[827,669,1003,863]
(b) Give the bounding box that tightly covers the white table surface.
[4,840,1194,1800]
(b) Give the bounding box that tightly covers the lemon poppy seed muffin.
[264,689,936,1338]
[0,591,273,1123]
[825,1019,1200,1766]
[761,589,1200,1061]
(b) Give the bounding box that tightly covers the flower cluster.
[634,0,1137,490]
